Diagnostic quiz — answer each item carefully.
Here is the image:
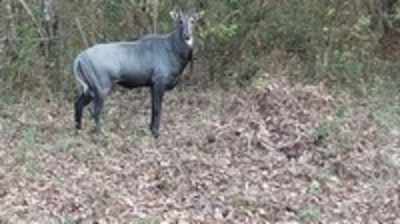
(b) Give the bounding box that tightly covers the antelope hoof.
[151,128,160,138]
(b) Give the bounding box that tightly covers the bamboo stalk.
[75,17,89,48]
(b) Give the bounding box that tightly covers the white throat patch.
[185,37,194,47]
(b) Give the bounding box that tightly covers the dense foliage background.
[1,0,400,97]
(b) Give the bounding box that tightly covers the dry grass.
[0,77,399,224]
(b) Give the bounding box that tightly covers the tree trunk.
[5,0,17,60]
[151,0,160,33]
[382,0,398,33]
[40,0,59,58]
[368,0,399,34]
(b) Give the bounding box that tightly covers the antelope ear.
[169,8,181,21]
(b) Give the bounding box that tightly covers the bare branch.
[17,0,46,38]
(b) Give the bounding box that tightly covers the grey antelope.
[72,8,202,138]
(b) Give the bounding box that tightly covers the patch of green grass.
[41,135,93,162]
[15,127,38,163]
[307,180,321,195]
[363,74,400,135]
[13,126,45,177]
[230,195,259,214]
[381,150,400,169]
[313,105,351,157]
[58,216,76,224]
[0,93,17,105]
[58,138,80,152]
[372,103,400,133]
[132,217,161,224]
[22,127,37,146]
[24,157,43,178]
[123,128,153,146]
[313,105,347,143]
[299,206,321,223]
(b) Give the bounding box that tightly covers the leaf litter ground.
[0,77,399,223]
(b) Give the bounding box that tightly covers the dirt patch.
[0,77,399,223]
[381,29,400,60]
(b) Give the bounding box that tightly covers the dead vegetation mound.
[210,77,334,160]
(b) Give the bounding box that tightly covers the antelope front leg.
[150,81,165,138]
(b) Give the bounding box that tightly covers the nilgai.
[72,8,202,138]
